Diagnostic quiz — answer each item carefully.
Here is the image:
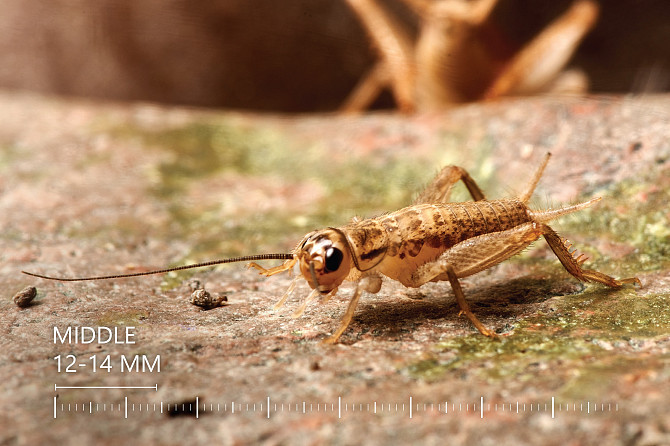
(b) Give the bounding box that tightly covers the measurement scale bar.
[52,395,621,420]
[55,384,158,391]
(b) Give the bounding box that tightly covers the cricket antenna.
[21,253,295,282]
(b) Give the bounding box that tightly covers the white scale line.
[54,384,158,390]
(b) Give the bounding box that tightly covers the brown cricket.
[342,0,600,112]
[23,153,640,343]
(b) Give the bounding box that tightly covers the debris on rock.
[13,286,37,308]
[190,288,227,310]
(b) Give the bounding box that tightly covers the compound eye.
[324,247,343,273]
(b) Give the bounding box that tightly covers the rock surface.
[1,92,669,444]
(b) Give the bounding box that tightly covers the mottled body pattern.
[343,200,529,286]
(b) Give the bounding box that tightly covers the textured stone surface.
[1,92,669,444]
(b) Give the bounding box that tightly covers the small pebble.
[190,289,227,310]
[13,286,37,308]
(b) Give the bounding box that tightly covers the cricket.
[23,153,640,343]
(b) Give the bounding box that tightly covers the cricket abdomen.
[340,199,531,285]
[385,199,531,256]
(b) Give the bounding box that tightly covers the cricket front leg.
[248,258,297,277]
[322,274,382,344]
[321,284,363,345]
[542,224,641,287]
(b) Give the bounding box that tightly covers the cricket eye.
[324,247,343,273]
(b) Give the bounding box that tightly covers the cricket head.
[296,228,352,294]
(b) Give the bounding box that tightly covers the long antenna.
[21,253,294,282]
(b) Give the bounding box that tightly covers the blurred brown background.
[0,0,668,112]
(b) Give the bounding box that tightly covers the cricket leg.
[402,0,498,24]
[248,258,296,277]
[340,61,390,114]
[542,224,641,287]
[412,223,543,282]
[407,223,544,336]
[414,165,487,204]
[273,276,301,310]
[543,68,589,96]
[484,0,599,99]
[292,288,321,318]
[344,0,415,112]
[446,266,497,338]
[322,274,382,344]
[322,284,363,344]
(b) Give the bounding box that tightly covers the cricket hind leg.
[407,223,544,337]
[412,223,544,283]
[542,224,641,287]
[414,165,487,204]
[444,219,643,338]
